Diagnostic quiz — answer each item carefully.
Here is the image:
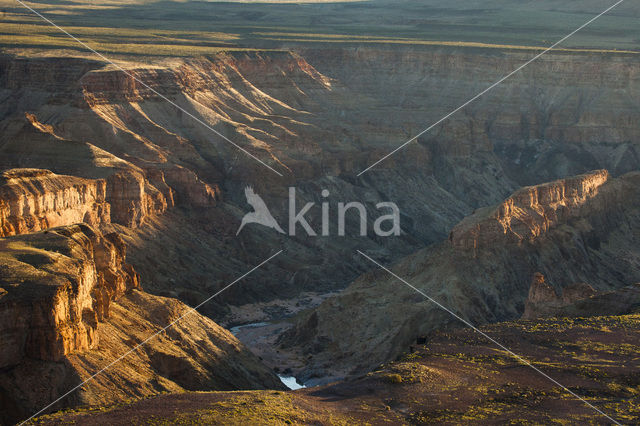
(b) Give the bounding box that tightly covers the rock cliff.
[0,169,110,237]
[0,225,282,424]
[450,170,609,252]
[0,224,139,369]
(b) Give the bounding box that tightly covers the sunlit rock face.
[449,170,609,252]
[0,224,139,368]
[0,169,111,237]
[0,225,283,424]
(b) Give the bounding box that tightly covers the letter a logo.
[236,187,285,235]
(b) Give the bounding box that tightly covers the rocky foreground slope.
[0,224,282,425]
[280,170,640,383]
[34,310,640,425]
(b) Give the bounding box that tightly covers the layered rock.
[0,169,110,237]
[161,165,221,207]
[105,170,168,228]
[450,170,609,252]
[0,224,139,368]
[0,225,282,424]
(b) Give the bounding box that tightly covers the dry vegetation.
[34,313,640,424]
[1,0,639,58]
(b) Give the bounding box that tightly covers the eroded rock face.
[521,273,596,320]
[281,171,640,383]
[0,169,110,237]
[162,165,221,208]
[0,225,282,424]
[105,170,168,228]
[450,170,609,252]
[0,224,139,369]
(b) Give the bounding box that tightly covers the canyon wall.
[0,225,283,424]
[281,171,640,383]
[1,46,639,317]
[0,224,139,369]
[0,169,110,237]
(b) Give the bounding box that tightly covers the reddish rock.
[0,169,110,237]
[450,170,609,253]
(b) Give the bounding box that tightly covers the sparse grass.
[154,391,362,425]
[1,0,638,58]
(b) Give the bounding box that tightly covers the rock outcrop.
[450,170,609,252]
[161,165,221,208]
[105,169,168,228]
[521,273,596,320]
[0,224,139,368]
[0,225,282,424]
[0,169,110,237]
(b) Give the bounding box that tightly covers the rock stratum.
[450,170,609,252]
[0,225,282,425]
[0,169,111,237]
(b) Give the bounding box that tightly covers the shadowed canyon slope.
[282,170,640,382]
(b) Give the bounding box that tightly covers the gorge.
[1,0,640,422]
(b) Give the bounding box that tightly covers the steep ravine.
[281,170,640,383]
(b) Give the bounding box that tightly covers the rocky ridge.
[281,170,640,383]
[450,170,609,252]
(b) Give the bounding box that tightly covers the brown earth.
[32,312,640,425]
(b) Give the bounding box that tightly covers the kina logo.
[236,187,285,235]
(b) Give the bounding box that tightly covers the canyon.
[2,46,639,318]
[0,6,640,422]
